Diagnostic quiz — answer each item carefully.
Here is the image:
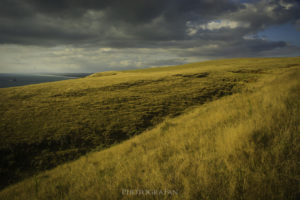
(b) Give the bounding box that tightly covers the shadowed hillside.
[0,58,300,199]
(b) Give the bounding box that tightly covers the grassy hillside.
[0,58,299,199]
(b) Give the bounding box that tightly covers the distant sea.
[0,73,92,88]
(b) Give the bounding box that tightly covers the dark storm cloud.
[25,0,238,22]
[0,0,300,59]
[0,0,33,18]
[0,0,240,46]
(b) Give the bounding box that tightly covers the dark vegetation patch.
[173,72,209,78]
[230,69,264,74]
[0,71,258,189]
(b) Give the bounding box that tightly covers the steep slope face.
[0,60,299,200]
[0,57,299,191]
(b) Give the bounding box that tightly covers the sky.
[0,0,300,73]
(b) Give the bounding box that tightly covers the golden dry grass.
[0,57,299,199]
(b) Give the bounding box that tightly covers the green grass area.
[0,57,299,199]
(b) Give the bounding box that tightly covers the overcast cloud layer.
[0,0,300,72]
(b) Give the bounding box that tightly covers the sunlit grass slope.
[0,57,299,197]
[1,58,299,199]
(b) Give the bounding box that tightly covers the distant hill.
[0,57,300,199]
